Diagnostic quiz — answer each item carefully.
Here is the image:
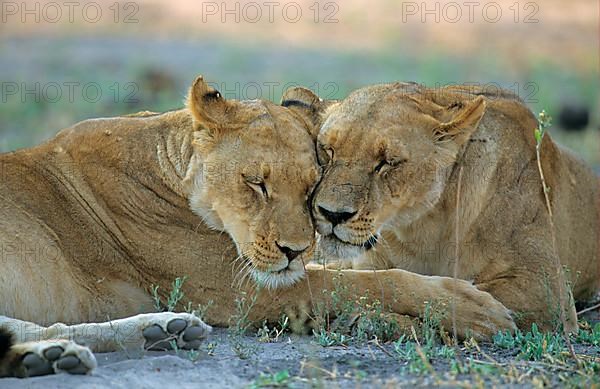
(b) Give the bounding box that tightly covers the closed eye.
[244,176,269,198]
[257,182,268,197]
[317,143,333,166]
[374,160,387,173]
[374,158,407,173]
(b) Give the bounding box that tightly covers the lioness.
[286,83,599,335]
[0,76,312,377]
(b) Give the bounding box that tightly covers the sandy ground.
[1,328,412,388]
[2,326,599,388]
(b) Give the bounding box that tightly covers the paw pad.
[16,341,96,378]
[142,315,210,351]
[21,353,54,377]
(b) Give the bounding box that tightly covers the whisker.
[231,262,244,280]
[232,259,252,289]
[231,253,244,266]
[231,253,246,277]
[238,262,257,290]
[240,259,257,288]
[236,262,250,288]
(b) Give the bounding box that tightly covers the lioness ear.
[187,76,236,135]
[432,96,486,146]
[281,87,329,138]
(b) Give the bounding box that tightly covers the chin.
[251,264,305,289]
[317,234,364,262]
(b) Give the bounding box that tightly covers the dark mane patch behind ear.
[203,90,222,102]
[282,99,312,110]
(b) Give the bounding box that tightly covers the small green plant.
[311,273,401,347]
[206,341,217,356]
[168,339,201,362]
[186,348,200,362]
[534,110,552,163]
[228,291,259,359]
[576,322,600,346]
[250,370,292,388]
[419,300,445,346]
[435,344,456,359]
[151,276,188,312]
[393,335,426,374]
[352,297,401,343]
[257,314,290,343]
[151,285,162,311]
[186,299,214,322]
[493,323,565,361]
[313,328,352,347]
[393,334,450,375]
[391,302,452,375]
[169,339,179,354]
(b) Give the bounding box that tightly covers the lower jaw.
[318,235,366,260]
[324,233,377,250]
[251,268,305,289]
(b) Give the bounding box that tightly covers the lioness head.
[292,83,486,260]
[184,77,321,288]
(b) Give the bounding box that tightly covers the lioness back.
[404,85,598,297]
[0,110,202,324]
[434,87,599,299]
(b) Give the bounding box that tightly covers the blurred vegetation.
[1,36,597,167]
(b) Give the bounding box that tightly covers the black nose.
[276,243,305,261]
[318,206,356,226]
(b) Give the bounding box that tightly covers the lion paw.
[141,312,211,351]
[12,340,96,378]
[437,278,516,340]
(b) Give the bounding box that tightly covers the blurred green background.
[0,0,598,167]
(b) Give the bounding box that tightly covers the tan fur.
[302,82,599,335]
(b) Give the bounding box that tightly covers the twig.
[472,338,500,366]
[299,361,337,379]
[369,336,394,358]
[145,335,178,351]
[410,326,438,378]
[452,166,463,348]
[534,112,579,364]
[366,341,377,360]
[576,301,600,316]
[107,316,134,359]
